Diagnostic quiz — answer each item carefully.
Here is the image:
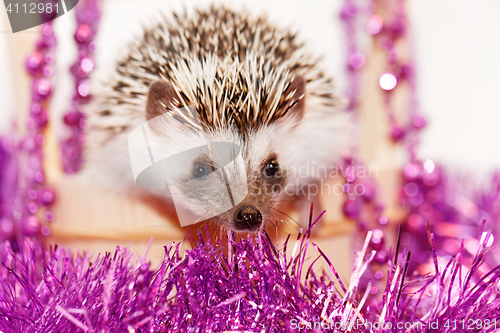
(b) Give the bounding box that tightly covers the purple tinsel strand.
[0,138,18,242]
[1,227,500,332]
[0,22,57,245]
[401,162,500,273]
[61,0,102,174]
[0,231,342,332]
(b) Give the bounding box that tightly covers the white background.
[1,0,499,176]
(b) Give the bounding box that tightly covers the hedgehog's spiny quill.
[90,5,338,140]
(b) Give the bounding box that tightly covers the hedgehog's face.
[176,146,287,232]
[212,155,286,232]
[152,123,293,232]
[144,71,304,232]
[202,130,291,232]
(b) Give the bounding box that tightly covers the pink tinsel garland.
[0,223,499,332]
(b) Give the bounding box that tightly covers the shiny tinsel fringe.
[1,222,500,332]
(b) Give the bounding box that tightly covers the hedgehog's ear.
[281,75,306,124]
[146,80,177,121]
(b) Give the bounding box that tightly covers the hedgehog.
[84,5,352,232]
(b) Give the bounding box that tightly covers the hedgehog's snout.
[234,206,263,231]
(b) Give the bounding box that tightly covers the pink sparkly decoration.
[348,51,366,70]
[366,15,383,35]
[344,0,425,161]
[340,3,388,276]
[77,81,90,97]
[0,21,58,242]
[45,52,54,64]
[80,57,94,73]
[373,249,388,264]
[34,171,45,182]
[339,1,357,19]
[26,117,36,129]
[40,225,51,236]
[338,0,500,285]
[343,199,360,219]
[403,182,418,196]
[28,189,37,200]
[33,78,52,98]
[399,63,413,79]
[407,213,423,228]
[388,18,405,37]
[0,219,14,238]
[345,166,356,182]
[341,2,391,285]
[412,114,427,128]
[25,52,43,75]
[409,192,424,206]
[390,124,405,141]
[37,111,48,128]
[28,203,37,213]
[370,228,385,250]
[23,216,40,235]
[361,181,376,201]
[39,188,56,206]
[341,1,365,111]
[35,134,45,145]
[403,163,420,180]
[423,159,434,173]
[387,47,401,62]
[75,24,91,43]
[45,211,54,222]
[62,0,102,174]
[63,110,84,126]
[423,172,439,186]
[378,216,389,225]
[43,65,53,77]
[379,72,397,90]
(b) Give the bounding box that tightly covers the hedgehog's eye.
[193,162,210,179]
[264,159,280,178]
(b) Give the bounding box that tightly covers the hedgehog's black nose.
[234,206,262,230]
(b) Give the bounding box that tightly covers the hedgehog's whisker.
[184,212,211,240]
[270,198,297,203]
[269,207,300,230]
